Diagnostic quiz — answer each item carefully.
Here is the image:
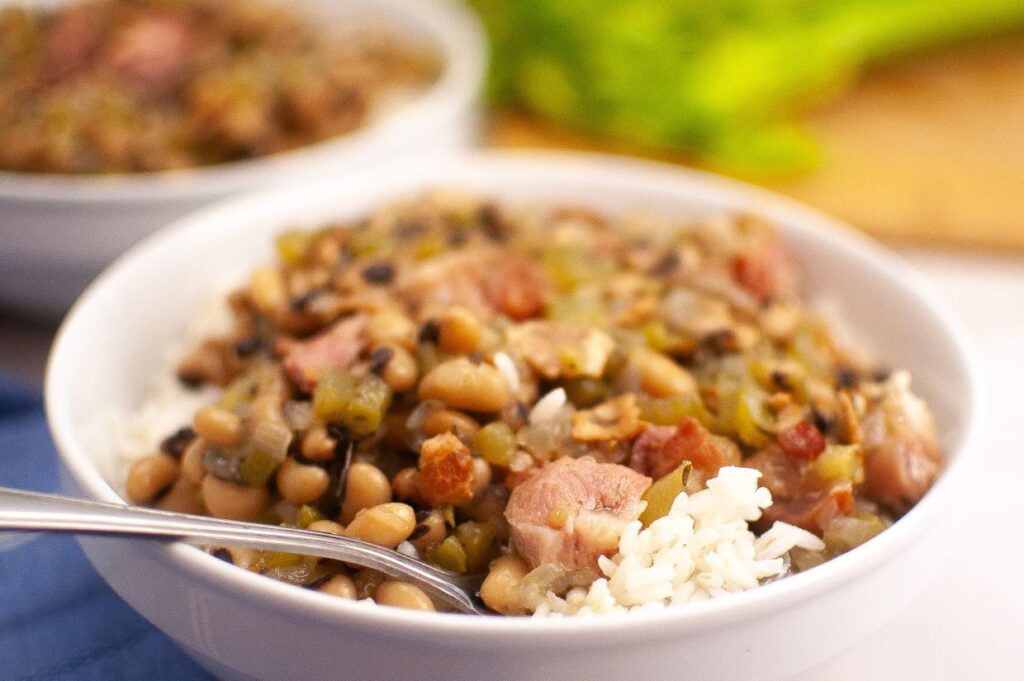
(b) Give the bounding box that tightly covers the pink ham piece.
[505,457,651,571]
[730,232,797,304]
[630,417,740,482]
[861,372,941,514]
[107,16,193,96]
[283,314,367,391]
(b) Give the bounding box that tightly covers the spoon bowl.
[0,486,487,614]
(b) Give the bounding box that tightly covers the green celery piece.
[470,0,1024,173]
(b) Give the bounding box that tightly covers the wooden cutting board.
[487,38,1024,252]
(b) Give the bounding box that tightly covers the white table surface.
[1,248,1021,680]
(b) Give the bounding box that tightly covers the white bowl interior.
[45,152,981,680]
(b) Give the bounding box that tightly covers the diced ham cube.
[861,372,941,514]
[107,16,192,95]
[482,255,546,321]
[417,432,475,506]
[283,314,367,391]
[505,457,651,571]
[630,417,740,481]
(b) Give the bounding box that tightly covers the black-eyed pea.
[367,308,416,349]
[476,326,502,355]
[345,503,415,548]
[408,510,446,553]
[378,344,418,393]
[301,424,337,462]
[211,546,258,569]
[421,408,479,441]
[276,458,330,505]
[307,519,345,535]
[250,267,287,315]
[192,405,244,447]
[438,306,482,355]
[202,475,270,521]
[391,467,421,503]
[154,476,202,514]
[126,453,179,504]
[418,358,513,412]
[352,568,387,599]
[374,580,436,612]
[480,555,530,615]
[180,437,208,485]
[318,574,357,599]
[630,347,697,397]
[339,462,392,525]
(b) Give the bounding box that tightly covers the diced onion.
[250,419,293,463]
[283,400,314,431]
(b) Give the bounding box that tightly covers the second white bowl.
[0,0,486,318]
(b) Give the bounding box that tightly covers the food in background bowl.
[119,190,941,615]
[0,0,441,174]
[0,0,483,318]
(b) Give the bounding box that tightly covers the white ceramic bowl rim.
[46,151,984,644]
[0,0,485,203]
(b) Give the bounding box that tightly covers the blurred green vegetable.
[470,0,1024,174]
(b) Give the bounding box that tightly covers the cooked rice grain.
[533,467,824,616]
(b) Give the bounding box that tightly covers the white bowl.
[46,152,982,681]
[0,0,485,319]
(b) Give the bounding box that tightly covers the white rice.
[92,279,237,491]
[533,467,824,616]
[492,351,521,394]
[529,388,567,424]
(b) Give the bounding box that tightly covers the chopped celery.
[823,514,884,555]
[296,504,325,528]
[542,246,615,293]
[545,292,607,328]
[729,385,770,448]
[815,444,865,484]
[639,393,711,427]
[348,230,393,259]
[472,421,517,466]
[427,535,468,573]
[239,450,279,488]
[275,230,312,267]
[261,550,303,569]
[412,234,445,260]
[643,321,691,354]
[640,461,692,526]
[312,368,357,422]
[218,373,258,411]
[454,521,497,573]
[340,374,392,436]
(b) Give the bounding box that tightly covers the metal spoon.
[0,486,489,615]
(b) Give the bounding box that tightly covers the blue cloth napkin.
[0,373,212,681]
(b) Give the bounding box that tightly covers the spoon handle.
[0,486,486,614]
